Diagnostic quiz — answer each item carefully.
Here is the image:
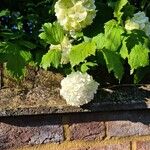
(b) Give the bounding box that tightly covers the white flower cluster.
[50,37,72,64]
[60,71,99,107]
[54,0,96,31]
[125,11,150,38]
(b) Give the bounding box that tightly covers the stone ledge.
[0,84,149,116]
[0,69,149,116]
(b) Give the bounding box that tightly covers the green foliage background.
[0,0,150,84]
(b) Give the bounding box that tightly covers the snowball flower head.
[60,71,99,106]
[54,0,96,31]
[132,11,149,29]
[125,11,149,31]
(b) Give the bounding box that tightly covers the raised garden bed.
[0,69,150,150]
[0,68,149,150]
[0,0,150,149]
[0,69,150,116]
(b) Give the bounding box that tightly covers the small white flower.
[132,11,149,29]
[125,11,150,38]
[125,19,140,31]
[125,11,149,31]
[60,71,99,107]
[50,37,72,64]
[144,22,150,38]
[54,0,96,31]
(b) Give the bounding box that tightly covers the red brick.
[70,143,130,150]
[0,122,63,150]
[136,141,150,150]
[89,143,130,150]
[106,121,150,137]
[69,122,105,141]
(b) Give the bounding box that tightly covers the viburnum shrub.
[0,0,150,106]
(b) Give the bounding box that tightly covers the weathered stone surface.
[0,115,64,150]
[0,123,63,150]
[106,121,150,137]
[69,122,105,141]
[136,141,150,150]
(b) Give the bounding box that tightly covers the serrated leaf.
[92,33,106,50]
[125,30,148,51]
[39,22,64,45]
[105,27,124,51]
[69,41,96,67]
[0,9,10,17]
[114,0,128,23]
[102,49,124,80]
[93,21,124,51]
[81,62,97,73]
[0,41,32,78]
[120,39,129,59]
[104,20,124,51]
[104,20,117,36]
[41,49,61,70]
[128,44,149,71]
[122,4,136,18]
[6,50,31,78]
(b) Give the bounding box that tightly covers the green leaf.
[6,50,32,78]
[105,27,124,51]
[39,22,64,45]
[41,49,61,70]
[69,41,96,67]
[114,0,128,23]
[93,21,124,51]
[0,31,23,40]
[104,20,117,36]
[128,44,149,71]
[125,30,148,51]
[17,40,36,49]
[102,49,124,80]
[122,4,135,19]
[0,53,8,62]
[104,20,124,51]
[0,9,10,17]
[0,41,32,78]
[92,33,106,50]
[134,66,150,83]
[81,62,97,73]
[120,39,129,59]
[20,50,32,62]
[0,42,20,54]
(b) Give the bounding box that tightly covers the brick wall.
[0,110,150,150]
